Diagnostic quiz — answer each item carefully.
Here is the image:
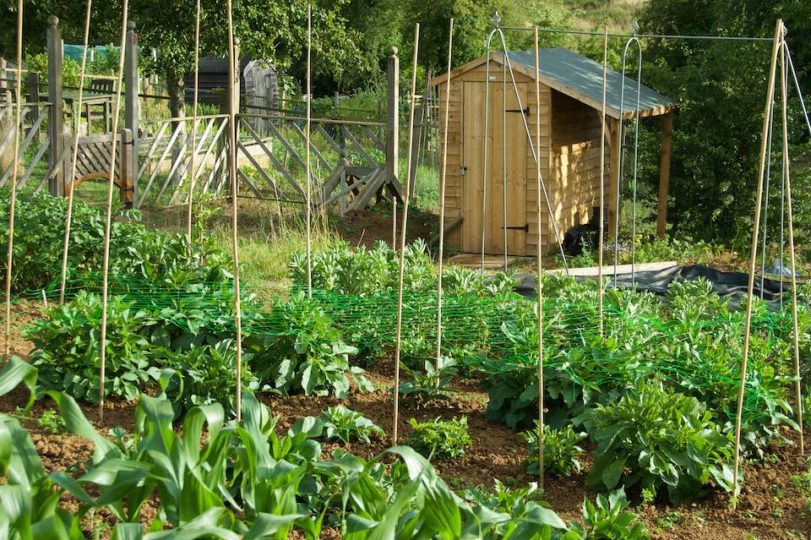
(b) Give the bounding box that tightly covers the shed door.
[461,80,528,256]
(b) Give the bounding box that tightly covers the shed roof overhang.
[431,48,676,120]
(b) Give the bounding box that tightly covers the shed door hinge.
[506,106,529,115]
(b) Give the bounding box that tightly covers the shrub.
[0,191,229,294]
[582,381,734,504]
[25,291,158,401]
[163,339,259,414]
[406,416,471,459]
[522,423,586,478]
[249,293,372,397]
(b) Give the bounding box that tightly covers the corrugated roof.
[507,48,675,117]
[432,47,675,119]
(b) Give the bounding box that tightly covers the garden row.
[2,194,809,535]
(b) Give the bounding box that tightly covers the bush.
[406,416,471,459]
[0,191,230,293]
[522,423,586,478]
[582,381,734,504]
[249,293,372,397]
[164,339,259,415]
[25,291,158,401]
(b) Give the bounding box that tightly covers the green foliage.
[523,422,586,478]
[35,409,66,434]
[583,381,734,504]
[0,363,573,539]
[564,489,650,540]
[25,291,158,402]
[251,293,372,397]
[293,405,385,445]
[638,0,811,246]
[399,356,457,404]
[165,339,259,414]
[0,191,230,294]
[406,416,471,459]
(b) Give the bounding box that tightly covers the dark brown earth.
[3,302,810,539]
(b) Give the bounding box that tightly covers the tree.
[637,0,811,247]
[3,0,369,118]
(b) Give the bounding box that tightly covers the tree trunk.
[165,69,187,184]
[165,68,186,121]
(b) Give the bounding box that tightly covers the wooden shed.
[431,47,676,256]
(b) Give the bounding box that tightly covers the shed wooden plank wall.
[548,90,608,242]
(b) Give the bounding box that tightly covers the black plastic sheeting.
[514,264,793,306]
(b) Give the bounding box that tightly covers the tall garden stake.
[226,0,244,421]
[305,4,313,299]
[779,28,804,454]
[185,0,202,244]
[435,18,453,368]
[98,0,131,421]
[392,23,420,444]
[3,0,23,357]
[597,27,608,337]
[533,26,545,489]
[732,18,783,499]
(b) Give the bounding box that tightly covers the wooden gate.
[64,129,135,205]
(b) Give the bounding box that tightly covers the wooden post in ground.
[732,18,783,501]
[124,20,140,201]
[120,128,134,207]
[656,112,674,237]
[387,47,400,182]
[47,15,64,196]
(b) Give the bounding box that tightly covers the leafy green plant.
[163,339,260,414]
[0,357,572,540]
[564,489,650,540]
[250,292,372,397]
[36,408,66,434]
[406,416,472,459]
[399,356,457,404]
[25,291,158,401]
[293,405,385,444]
[582,381,734,504]
[522,422,586,478]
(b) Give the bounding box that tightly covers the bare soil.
[3,302,810,539]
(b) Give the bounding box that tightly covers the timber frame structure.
[431,48,676,256]
[0,18,402,213]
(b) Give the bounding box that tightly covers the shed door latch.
[459,165,467,176]
[505,106,529,115]
[502,224,529,232]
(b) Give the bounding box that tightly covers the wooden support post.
[657,112,674,237]
[228,39,240,198]
[124,21,140,203]
[608,117,621,240]
[47,15,64,197]
[0,57,7,105]
[119,128,134,207]
[386,47,399,183]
